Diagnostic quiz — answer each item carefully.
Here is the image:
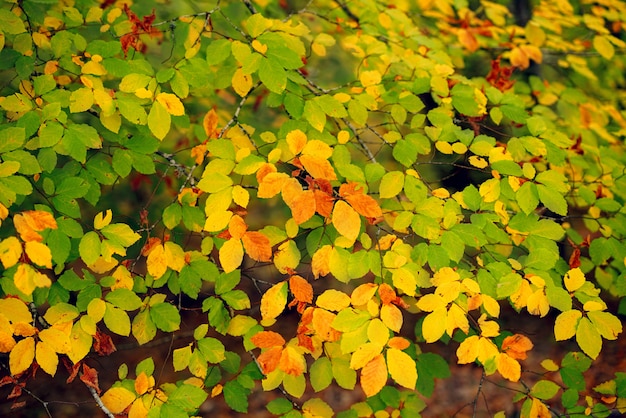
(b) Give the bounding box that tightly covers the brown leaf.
[93,330,116,356]
[80,364,101,394]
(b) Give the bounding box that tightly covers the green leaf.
[316,94,348,118]
[105,289,142,311]
[537,184,567,216]
[150,302,181,332]
[197,337,226,363]
[266,398,294,415]
[101,224,141,248]
[103,303,131,336]
[379,171,404,199]
[169,384,208,411]
[0,127,26,153]
[332,358,356,389]
[132,309,157,345]
[393,139,418,167]
[259,57,287,94]
[206,39,232,65]
[223,380,249,413]
[148,101,171,140]
[310,357,333,392]
[0,9,26,34]
[79,231,101,265]
[530,380,560,400]
[304,99,326,132]
[576,317,602,359]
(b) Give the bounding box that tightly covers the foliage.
[1,0,626,417]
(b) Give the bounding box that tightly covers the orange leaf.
[311,245,332,279]
[17,211,57,242]
[509,47,529,69]
[286,189,316,225]
[257,172,290,198]
[203,108,219,138]
[256,163,277,184]
[257,346,282,374]
[228,215,248,240]
[457,28,479,52]
[501,333,533,360]
[496,352,521,382]
[299,154,337,180]
[332,200,361,241]
[134,372,150,395]
[312,308,341,342]
[387,337,410,350]
[289,275,313,304]
[313,189,334,218]
[360,354,387,397]
[241,231,272,262]
[339,182,383,218]
[279,346,306,376]
[378,283,397,305]
[251,331,286,348]
[530,398,551,418]
[191,143,207,164]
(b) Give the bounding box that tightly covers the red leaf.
[80,364,101,394]
[94,330,116,356]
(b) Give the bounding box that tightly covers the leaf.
[564,268,585,292]
[554,309,582,341]
[387,348,417,389]
[147,244,167,279]
[379,171,404,199]
[279,346,306,376]
[593,35,615,60]
[260,281,288,322]
[422,307,447,343]
[299,154,337,180]
[101,387,136,414]
[0,236,23,269]
[104,304,131,336]
[530,380,560,400]
[576,317,602,360]
[155,93,185,116]
[173,345,192,371]
[289,275,313,304]
[9,337,35,375]
[496,353,521,382]
[35,341,59,377]
[273,240,300,274]
[203,108,219,138]
[148,101,171,140]
[339,182,383,218]
[380,304,403,333]
[351,283,378,306]
[232,68,253,97]
[241,231,272,262]
[360,354,387,397]
[79,231,101,266]
[259,57,287,93]
[587,311,622,340]
[150,302,180,332]
[251,331,285,348]
[316,289,351,311]
[501,334,533,360]
[219,238,244,273]
[332,200,361,242]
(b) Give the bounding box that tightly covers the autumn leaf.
[289,275,313,304]
[360,354,387,397]
[257,172,290,198]
[316,289,351,312]
[0,236,22,269]
[564,268,585,292]
[311,308,341,342]
[257,346,282,374]
[260,281,288,322]
[299,154,337,180]
[332,200,361,242]
[554,309,582,341]
[387,348,417,389]
[339,182,383,218]
[311,245,332,279]
[203,108,219,138]
[228,215,248,240]
[350,342,384,370]
[501,334,533,360]
[351,284,378,306]
[219,238,244,273]
[241,231,272,262]
[496,352,521,382]
[134,372,151,395]
[9,336,35,375]
[146,244,167,279]
[101,386,136,414]
[155,93,185,116]
[251,331,286,348]
[279,346,306,376]
[24,241,52,269]
[380,304,403,333]
[232,67,253,97]
[286,129,307,155]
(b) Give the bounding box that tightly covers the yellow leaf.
[0,236,22,269]
[279,345,306,376]
[312,308,341,342]
[128,398,149,418]
[416,294,446,312]
[360,70,381,87]
[311,245,332,279]
[432,266,460,286]
[456,335,479,364]
[380,304,403,333]
[530,398,551,418]
[351,283,378,307]
[478,314,500,337]
[111,266,134,291]
[219,238,244,274]
[593,35,615,60]
[509,47,529,69]
[232,185,250,208]
[360,354,387,397]
[302,139,333,160]
[446,303,470,336]
[477,336,499,364]
[204,209,233,232]
[469,155,489,168]
[0,298,32,323]
[496,352,521,382]
[39,326,71,354]
[527,288,550,317]
[273,240,300,274]
[260,281,288,322]
[564,268,585,292]
[387,347,417,389]
[286,129,307,155]
[36,341,58,376]
[482,295,500,317]
[155,92,185,116]
[25,241,53,268]
[9,336,35,375]
[479,178,500,203]
[554,309,582,341]
[101,386,136,414]
[316,289,351,312]
[232,67,253,97]
[0,331,16,353]
[350,342,384,370]
[94,210,113,229]
[203,108,219,138]
[332,200,361,242]
[14,263,36,295]
[422,307,446,342]
[146,244,167,279]
[367,318,390,346]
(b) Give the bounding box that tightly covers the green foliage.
[1,0,626,417]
